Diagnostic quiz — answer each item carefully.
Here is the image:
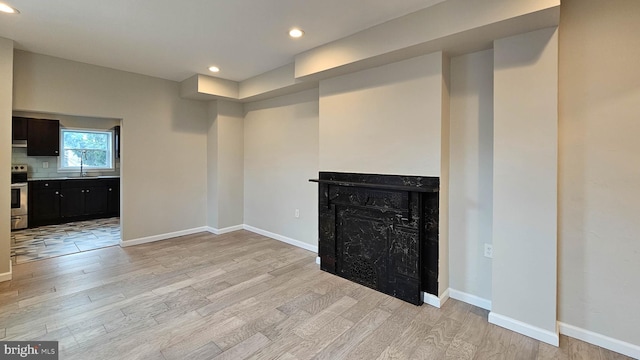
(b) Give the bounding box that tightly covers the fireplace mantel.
[311,172,439,305]
[309,179,438,193]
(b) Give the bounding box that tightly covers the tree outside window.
[60,129,114,170]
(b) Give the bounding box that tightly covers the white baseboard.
[558,322,640,359]
[489,312,559,346]
[207,225,244,235]
[316,256,320,265]
[243,224,318,253]
[120,227,209,247]
[0,262,12,282]
[449,288,492,311]
[423,288,450,308]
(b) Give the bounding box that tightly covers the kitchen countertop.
[29,175,120,181]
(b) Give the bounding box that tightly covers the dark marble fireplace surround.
[310,172,439,305]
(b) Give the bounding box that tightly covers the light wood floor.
[0,230,632,360]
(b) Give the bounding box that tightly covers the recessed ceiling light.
[0,3,19,14]
[208,66,220,73]
[289,28,304,38]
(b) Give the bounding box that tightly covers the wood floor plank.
[160,316,245,359]
[444,338,477,360]
[0,231,628,360]
[214,309,288,350]
[262,309,312,341]
[410,316,463,359]
[343,302,422,360]
[246,311,313,360]
[376,304,442,360]
[455,308,490,346]
[181,341,223,360]
[600,347,635,360]
[312,308,392,360]
[213,332,271,360]
[293,296,358,338]
[537,336,570,360]
[287,316,354,359]
[473,323,513,360]
[505,330,539,360]
[569,336,603,360]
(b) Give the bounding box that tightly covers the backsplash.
[12,148,120,179]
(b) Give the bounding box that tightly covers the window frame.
[58,127,115,172]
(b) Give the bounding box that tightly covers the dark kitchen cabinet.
[85,186,108,215]
[104,179,120,215]
[29,178,120,227]
[12,117,28,141]
[27,118,60,156]
[29,181,62,227]
[60,187,85,218]
[113,125,121,159]
[60,180,108,218]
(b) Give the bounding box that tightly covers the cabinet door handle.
[55,191,59,195]
[45,183,49,187]
[81,190,85,193]
[59,193,64,198]
[109,188,112,191]
[86,190,90,193]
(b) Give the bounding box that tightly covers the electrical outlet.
[484,244,493,259]
[295,209,300,218]
[42,161,49,169]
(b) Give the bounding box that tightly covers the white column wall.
[448,49,494,303]
[490,27,559,344]
[0,38,13,280]
[207,100,244,230]
[558,0,640,350]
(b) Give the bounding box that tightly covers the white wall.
[448,49,494,302]
[214,101,244,229]
[439,53,450,296]
[243,89,319,246]
[206,102,219,229]
[491,27,558,340]
[318,52,444,176]
[0,37,13,279]
[12,51,209,242]
[558,0,640,347]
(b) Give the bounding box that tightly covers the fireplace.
[310,172,439,305]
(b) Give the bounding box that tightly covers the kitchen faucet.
[80,150,87,177]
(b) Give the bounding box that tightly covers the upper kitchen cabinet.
[113,125,121,159]
[12,116,28,141]
[27,118,60,156]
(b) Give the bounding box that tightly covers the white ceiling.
[0,0,446,82]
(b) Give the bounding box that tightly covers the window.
[59,129,114,171]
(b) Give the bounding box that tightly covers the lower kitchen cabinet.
[60,180,109,218]
[105,179,120,215]
[60,187,85,218]
[29,178,120,227]
[30,181,61,225]
[84,186,109,215]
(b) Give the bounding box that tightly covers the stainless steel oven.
[11,164,28,230]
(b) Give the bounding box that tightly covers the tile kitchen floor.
[10,217,120,264]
